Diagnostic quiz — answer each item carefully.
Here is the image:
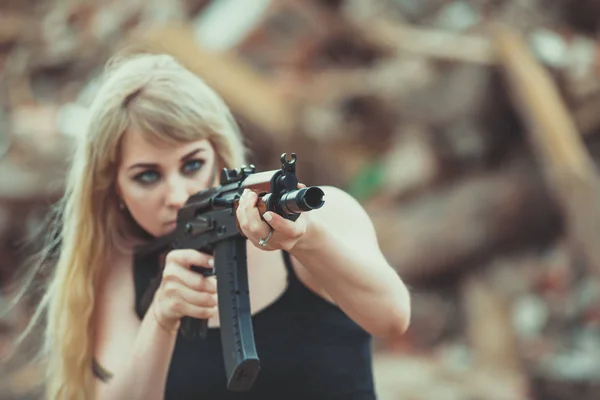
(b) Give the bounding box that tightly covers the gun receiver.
[133,153,325,392]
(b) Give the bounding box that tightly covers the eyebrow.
[127,148,206,171]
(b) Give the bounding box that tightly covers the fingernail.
[208,258,214,267]
[263,212,273,222]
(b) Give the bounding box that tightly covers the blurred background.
[3,0,600,399]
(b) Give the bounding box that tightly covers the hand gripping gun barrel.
[133,153,325,392]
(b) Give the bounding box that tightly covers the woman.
[34,53,411,399]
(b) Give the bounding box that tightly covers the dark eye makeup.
[133,159,205,185]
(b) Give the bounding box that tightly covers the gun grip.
[180,265,215,341]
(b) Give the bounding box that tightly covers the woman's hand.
[152,249,218,333]
[236,185,310,252]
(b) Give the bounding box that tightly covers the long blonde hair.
[13,53,248,399]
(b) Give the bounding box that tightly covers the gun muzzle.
[277,187,325,215]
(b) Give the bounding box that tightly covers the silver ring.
[258,228,274,247]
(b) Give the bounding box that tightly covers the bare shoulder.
[93,254,141,380]
[312,185,379,247]
[288,185,384,303]
[316,186,373,222]
[316,185,358,206]
[289,186,368,303]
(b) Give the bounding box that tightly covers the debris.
[4,1,600,398]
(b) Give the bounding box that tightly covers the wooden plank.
[124,24,296,143]
[490,22,600,283]
[360,19,496,65]
[0,137,68,206]
[368,155,560,283]
[462,270,526,383]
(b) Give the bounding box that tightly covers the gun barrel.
[278,187,325,215]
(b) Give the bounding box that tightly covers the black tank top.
[132,251,376,400]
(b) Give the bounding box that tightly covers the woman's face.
[116,129,218,237]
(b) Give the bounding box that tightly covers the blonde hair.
[12,53,248,399]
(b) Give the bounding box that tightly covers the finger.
[200,276,217,294]
[165,249,213,270]
[262,212,300,237]
[235,189,253,229]
[176,283,219,308]
[237,190,270,238]
[161,281,218,313]
[246,198,272,237]
[240,189,260,216]
[242,191,261,217]
[168,296,217,320]
[236,199,249,236]
[164,267,217,294]
[183,304,218,320]
[298,182,307,189]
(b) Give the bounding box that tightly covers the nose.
[165,176,191,209]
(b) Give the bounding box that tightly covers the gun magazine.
[214,237,261,392]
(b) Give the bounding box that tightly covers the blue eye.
[132,160,204,185]
[134,170,160,184]
[183,159,204,174]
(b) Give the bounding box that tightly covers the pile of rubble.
[3,0,600,398]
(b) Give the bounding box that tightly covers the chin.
[161,222,177,235]
[142,226,172,238]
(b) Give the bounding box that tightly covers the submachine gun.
[133,153,325,392]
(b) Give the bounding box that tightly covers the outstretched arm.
[261,186,411,339]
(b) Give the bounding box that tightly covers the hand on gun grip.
[152,249,218,334]
[136,153,324,391]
